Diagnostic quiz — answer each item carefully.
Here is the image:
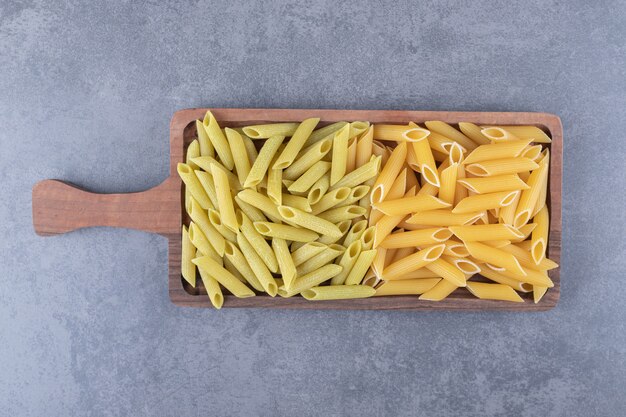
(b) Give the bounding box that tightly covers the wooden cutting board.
[32,109,562,310]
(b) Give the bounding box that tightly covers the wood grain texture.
[32,108,562,311]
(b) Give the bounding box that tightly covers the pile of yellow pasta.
[179,111,558,308]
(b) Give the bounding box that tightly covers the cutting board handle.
[32,179,180,236]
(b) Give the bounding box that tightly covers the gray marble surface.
[1,0,625,416]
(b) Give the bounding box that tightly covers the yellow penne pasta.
[242,123,299,139]
[510,223,536,242]
[339,185,370,207]
[465,157,539,177]
[272,238,297,290]
[233,195,266,223]
[373,124,430,142]
[188,198,225,256]
[465,281,523,302]
[198,268,223,309]
[442,239,470,257]
[307,173,330,205]
[406,209,482,226]
[223,241,264,292]
[202,111,234,170]
[412,135,440,186]
[370,169,407,225]
[192,256,255,298]
[482,239,512,248]
[425,121,478,151]
[224,128,251,186]
[223,256,247,284]
[457,174,530,194]
[379,228,452,249]
[283,137,333,180]
[521,144,543,161]
[375,278,441,296]
[375,194,451,216]
[266,159,283,206]
[291,242,327,266]
[418,279,459,301]
[355,125,374,168]
[438,162,458,205]
[449,224,524,242]
[487,125,552,143]
[498,244,558,271]
[195,119,215,157]
[382,244,445,280]
[531,150,550,217]
[236,189,282,222]
[302,285,376,300]
[288,161,331,193]
[317,220,351,245]
[390,268,441,280]
[194,170,219,209]
[533,285,549,303]
[241,133,258,164]
[329,124,350,186]
[344,249,377,285]
[495,263,554,287]
[371,246,387,278]
[304,121,348,147]
[458,122,491,145]
[531,206,549,264]
[343,220,368,247]
[452,191,519,214]
[390,246,414,263]
[424,258,467,287]
[480,126,520,142]
[210,164,238,232]
[178,163,212,210]
[277,205,342,238]
[278,264,343,297]
[331,155,381,189]
[181,225,196,287]
[360,226,376,250]
[349,121,370,138]
[317,205,366,223]
[443,256,481,275]
[464,241,526,277]
[311,187,351,215]
[244,135,285,188]
[192,156,242,190]
[186,139,201,170]
[513,162,548,228]
[188,222,220,261]
[371,142,408,203]
[273,118,320,169]
[207,209,237,242]
[427,131,461,155]
[236,210,278,273]
[479,266,533,292]
[463,139,532,165]
[280,193,312,213]
[236,233,278,296]
[296,244,345,276]
[254,222,319,242]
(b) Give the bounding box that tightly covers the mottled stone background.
[1,1,625,416]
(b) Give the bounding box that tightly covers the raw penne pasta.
[178,163,212,210]
[291,242,327,266]
[427,131,460,155]
[449,224,524,242]
[272,238,297,290]
[305,121,348,146]
[343,220,368,247]
[188,198,225,256]
[236,233,278,296]
[375,194,451,216]
[302,285,376,300]
[464,241,526,277]
[244,135,285,188]
[375,278,441,296]
[371,246,387,278]
[311,187,351,215]
[406,209,482,226]
[273,118,320,169]
[283,138,333,180]
[339,185,370,207]
[211,164,238,232]
[202,111,234,170]
[465,158,539,177]
[222,241,264,292]
[379,228,452,249]
[242,123,300,139]
[307,173,330,205]
[241,134,258,164]
[458,122,491,145]
[371,142,407,203]
[349,121,370,138]
[513,162,548,228]
[510,223,536,242]
[498,190,520,225]
[438,162,458,204]
[281,194,312,212]
[452,191,519,214]
[198,268,223,309]
[317,205,367,223]
[288,161,332,193]
[193,256,255,298]
[254,222,319,242]
[193,170,219,209]
[225,128,251,186]
[531,206,549,264]
[237,211,278,273]
[192,156,242,190]
[496,264,554,287]
[278,205,343,238]
[181,225,196,287]
[418,279,459,301]
[207,209,237,242]
[355,125,374,168]
[479,266,533,292]
[382,244,445,281]
[465,281,523,302]
[188,222,220,261]
[480,126,520,142]
[406,141,420,172]
[499,243,558,271]
[296,245,345,276]
[373,124,431,142]
[531,150,550,217]
[424,258,467,287]
[457,174,529,194]
[444,256,481,275]
[344,249,377,285]
[186,139,201,170]
[390,268,441,280]
[521,144,543,161]
[447,142,464,165]
[482,239,512,248]
[454,163,467,209]
[370,169,408,225]
[196,119,215,157]
[278,264,343,297]
[331,155,381,189]
[237,189,282,222]
[425,121,478,151]
[412,134,440,186]
[317,220,351,245]
[233,195,267,223]
[442,239,470,257]
[330,124,350,185]
[223,256,247,283]
[533,286,549,304]
[487,125,552,143]
[390,241,414,263]
[360,226,376,250]
[463,139,532,165]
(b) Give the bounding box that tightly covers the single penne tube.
[371,246,387,278]
[438,162,458,205]
[521,144,543,161]
[266,158,283,206]
[449,224,525,242]
[278,264,343,297]
[405,167,420,191]
[178,163,212,210]
[307,173,330,205]
[424,258,467,287]
[442,239,470,257]
[531,149,550,217]
[272,238,297,290]
[195,119,215,157]
[207,209,237,242]
[457,174,530,194]
[181,225,196,287]
[317,220,351,245]
[188,222,220,261]
[482,240,512,248]
[465,157,539,177]
[495,263,554,287]
[241,133,258,164]
[237,189,282,222]
[412,136,440,186]
[531,206,549,264]
[330,124,350,186]
[373,124,431,142]
[241,123,300,139]
[193,256,255,298]
[443,255,481,275]
[288,161,332,193]
[371,142,408,203]
[406,209,482,226]
[339,185,370,207]
[447,142,464,165]
[254,222,319,242]
[291,242,327,266]
[498,190,521,225]
[511,223,536,242]
[244,135,285,188]
[479,266,533,292]
[343,220,368,247]
[375,194,451,216]
[533,285,549,303]
[370,169,408,225]
[454,163,468,206]
[344,249,378,285]
[186,139,201,170]
[417,181,438,196]
[224,128,251,186]
[273,118,320,169]
[480,126,520,142]
[516,240,533,252]
[188,198,225,256]
[223,256,247,283]
[201,111,234,169]
[197,268,223,309]
[425,121,478,151]
[194,170,219,209]
[355,125,374,168]
[283,137,333,180]
[295,244,345,276]
[390,246,414,263]
[513,162,549,228]
[382,244,445,280]
[359,226,376,251]
[465,281,524,302]
[406,140,420,172]
[391,268,442,280]
[452,191,519,214]
[331,155,382,189]
[317,205,367,223]
[375,278,442,296]
[281,194,312,213]
[278,205,342,238]
[427,131,460,155]
[462,139,532,165]
[210,164,238,232]
[223,241,264,292]
[349,121,371,138]
[302,285,376,300]
[486,125,552,143]
[191,156,242,190]
[458,122,491,145]
[379,228,452,249]
[236,210,279,273]
[304,121,348,147]
[418,279,459,301]
[311,187,351,215]
[498,243,558,271]
[236,233,278,296]
[464,241,526,277]
[234,195,267,223]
